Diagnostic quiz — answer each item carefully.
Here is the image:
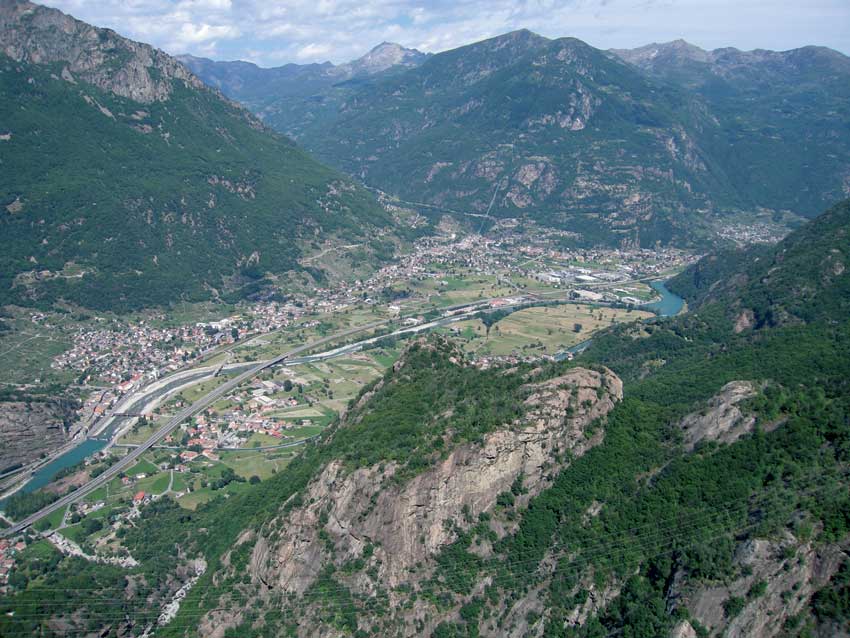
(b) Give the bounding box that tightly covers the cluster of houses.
[46,223,697,467]
[0,538,26,592]
[52,318,241,383]
[159,382,313,457]
[76,500,106,516]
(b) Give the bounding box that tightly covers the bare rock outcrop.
[684,533,847,638]
[0,398,77,471]
[258,366,621,591]
[670,619,698,638]
[678,381,758,450]
[205,364,622,636]
[0,0,207,103]
[733,309,755,333]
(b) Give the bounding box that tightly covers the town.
[0,221,700,587]
[50,220,697,437]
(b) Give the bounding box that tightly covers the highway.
[0,287,630,538]
[0,319,388,538]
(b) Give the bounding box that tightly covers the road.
[0,284,653,538]
[0,295,521,537]
[0,319,388,538]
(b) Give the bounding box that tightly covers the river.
[2,286,686,510]
[554,279,685,361]
[0,438,107,506]
[642,280,685,317]
[0,366,244,508]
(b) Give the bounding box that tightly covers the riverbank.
[643,280,685,317]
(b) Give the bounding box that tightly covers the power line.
[10,468,839,602]
[1,476,842,634]
[6,469,842,604]
[0,511,807,638]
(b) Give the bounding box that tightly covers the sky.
[41,0,850,67]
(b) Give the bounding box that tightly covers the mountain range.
[177,42,428,112]
[0,0,392,312]
[3,1,849,312]
[188,31,850,247]
[2,3,850,633]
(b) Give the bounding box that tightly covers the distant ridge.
[176,42,429,107]
[184,27,850,247]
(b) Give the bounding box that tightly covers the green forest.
[0,54,390,312]
[2,201,848,636]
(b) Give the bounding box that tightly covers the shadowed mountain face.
[191,30,850,248]
[0,0,391,311]
[669,198,850,330]
[611,40,850,220]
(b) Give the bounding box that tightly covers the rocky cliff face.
[675,532,848,638]
[0,0,206,103]
[0,397,77,471]
[200,362,622,637]
[678,380,758,451]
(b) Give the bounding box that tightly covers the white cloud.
[295,42,333,60]
[40,0,850,66]
[177,22,240,44]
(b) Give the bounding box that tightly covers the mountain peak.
[346,41,428,74]
[611,39,710,66]
[0,0,206,103]
[371,41,406,52]
[489,28,549,46]
[505,28,546,39]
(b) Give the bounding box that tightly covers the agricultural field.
[397,270,518,308]
[118,417,162,445]
[130,301,239,329]
[448,303,654,357]
[227,304,391,363]
[285,353,391,413]
[0,310,78,387]
[176,375,232,404]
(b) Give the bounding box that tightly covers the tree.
[283,379,293,392]
[249,475,261,485]
[573,323,583,333]
[81,517,103,535]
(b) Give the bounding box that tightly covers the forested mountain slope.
[669,198,850,329]
[267,30,733,247]
[4,200,848,637]
[0,0,391,312]
[612,40,850,220]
